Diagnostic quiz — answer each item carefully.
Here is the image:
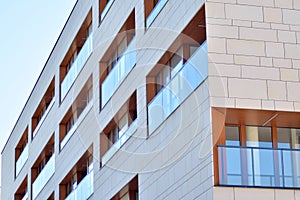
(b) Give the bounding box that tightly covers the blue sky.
[0,1,77,154]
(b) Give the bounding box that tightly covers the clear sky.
[0,0,77,184]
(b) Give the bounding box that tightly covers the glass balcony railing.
[32,154,55,200]
[146,0,168,28]
[60,101,93,150]
[100,0,114,21]
[65,170,94,200]
[61,34,93,100]
[16,144,29,176]
[32,98,55,138]
[147,41,208,134]
[218,145,300,188]
[102,119,137,166]
[101,37,136,107]
[22,192,28,200]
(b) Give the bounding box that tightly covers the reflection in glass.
[218,145,300,188]
[225,126,240,146]
[278,128,300,187]
[246,126,272,148]
[148,41,208,134]
[101,37,136,107]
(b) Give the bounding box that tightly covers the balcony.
[100,0,114,21]
[16,144,29,176]
[101,37,136,107]
[32,154,55,199]
[32,98,55,138]
[146,0,168,28]
[218,145,300,188]
[60,101,93,150]
[147,41,208,134]
[61,34,93,100]
[65,170,94,200]
[102,119,137,166]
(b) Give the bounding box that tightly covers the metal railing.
[16,144,29,176]
[61,34,93,99]
[218,145,300,188]
[101,37,136,107]
[147,41,208,134]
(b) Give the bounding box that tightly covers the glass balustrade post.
[281,149,285,187]
[251,148,255,186]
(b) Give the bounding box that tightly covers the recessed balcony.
[148,41,208,134]
[15,128,28,177]
[61,34,93,99]
[16,143,28,176]
[65,168,94,200]
[60,77,93,150]
[59,147,93,200]
[102,119,137,166]
[101,37,136,107]
[32,154,55,199]
[218,145,300,188]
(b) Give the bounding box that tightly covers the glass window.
[162,66,170,87]
[278,128,300,149]
[170,48,183,78]
[155,72,162,93]
[189,45,198,57]
[87,87,93,103]
[87,23,92,36]
[87,155,93,173]
[246,126,272,148]
[108,126,118,146]
[225,126,240,146]
[117,36,127,59]
[118,114,128,139]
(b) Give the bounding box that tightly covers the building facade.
[2,0,300,199]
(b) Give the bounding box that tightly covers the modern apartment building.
[2,0,300,199]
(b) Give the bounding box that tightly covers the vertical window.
[225,126,240,146]
[170,47,183,78]
[278,128,300,149]
[246,126,272,148]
